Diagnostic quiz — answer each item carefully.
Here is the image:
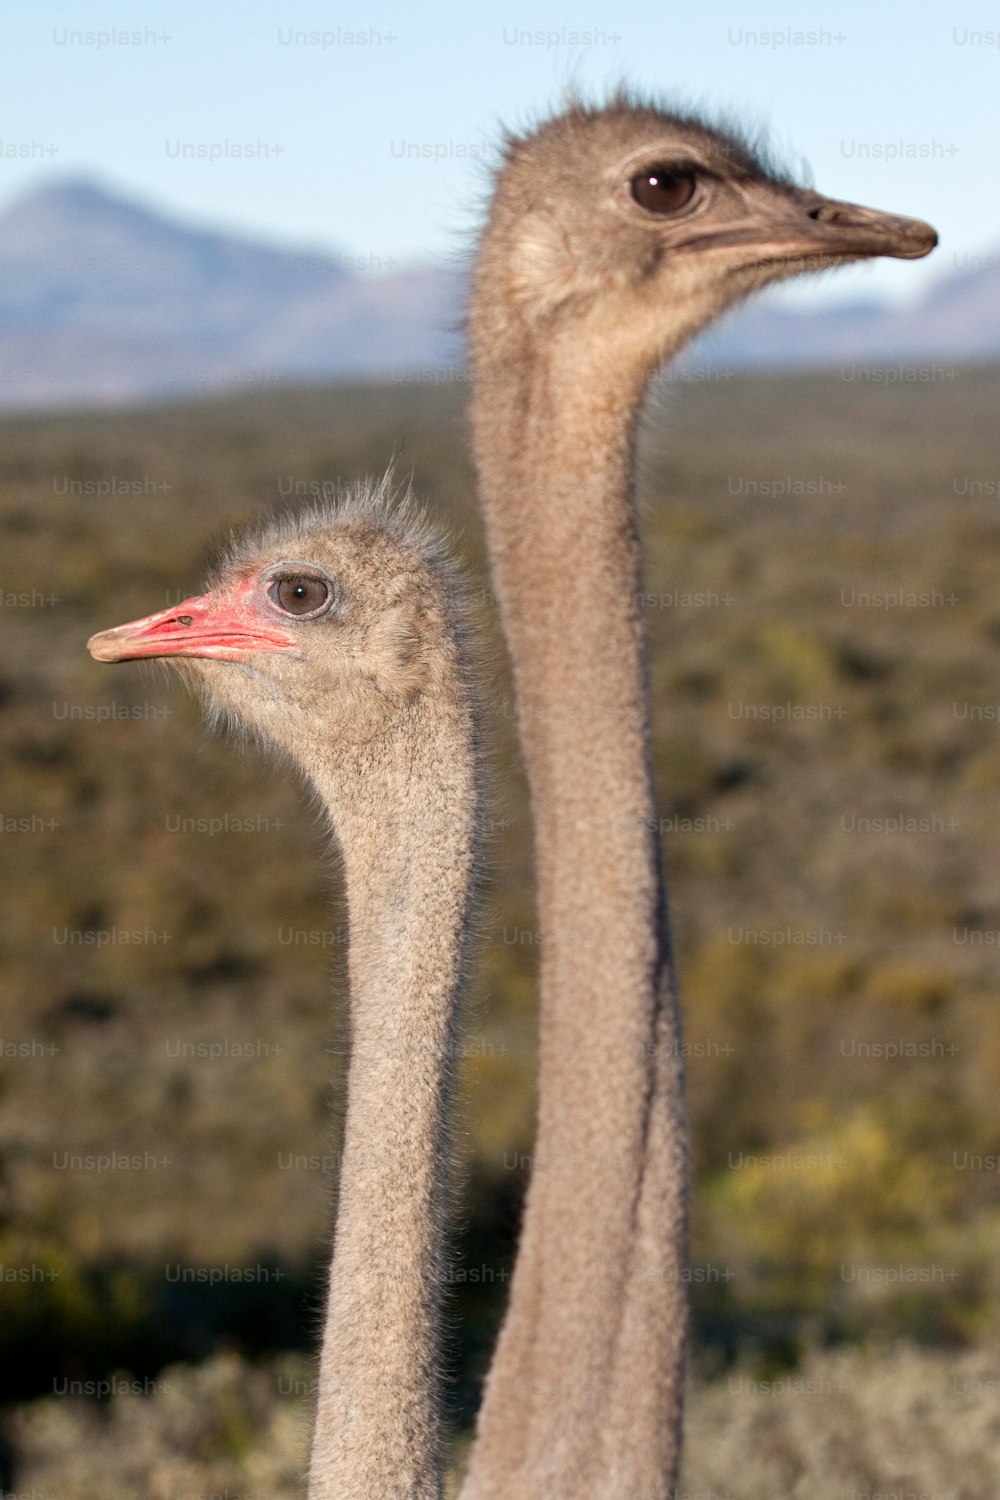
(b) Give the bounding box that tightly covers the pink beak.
[87,584,298,664]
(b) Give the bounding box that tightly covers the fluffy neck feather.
[461,262,689,1499]
[304,690,479,1499]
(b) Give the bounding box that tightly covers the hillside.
[1,368,999,1486]
[0,178,458,408]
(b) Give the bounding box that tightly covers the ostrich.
[460,95,937,1500]
[88,481,481,1500]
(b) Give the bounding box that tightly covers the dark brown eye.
[267,574,332,617]
[630,166,697,216]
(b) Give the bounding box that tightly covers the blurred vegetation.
[11,1342,1000,1498]
[1,368,999,1485]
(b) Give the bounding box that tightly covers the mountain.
[0,176,997,411]
[691,249,1000,369]
[0,177,459,409]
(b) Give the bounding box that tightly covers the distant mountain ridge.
[693,246,1000,370]
[0,177,459,409]
[0,175,996,410]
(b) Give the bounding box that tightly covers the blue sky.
[5,0,997,306]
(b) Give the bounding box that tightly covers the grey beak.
[796,189,938,260]
[676,185,938,265]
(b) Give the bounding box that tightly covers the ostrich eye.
[267,574,332,617]
[630,166,697,216]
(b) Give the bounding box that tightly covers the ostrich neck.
[463,316,688,1498]
[307,704,477,1500]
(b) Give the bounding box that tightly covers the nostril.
[809,204,844,223]
[177,615,193,626]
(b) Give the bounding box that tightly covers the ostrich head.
[87,482,467,775]
[476,95,938,365]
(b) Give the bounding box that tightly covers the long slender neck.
[307,697,478,1500]
[462,304,689,1499]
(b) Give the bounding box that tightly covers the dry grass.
[11,1342,1000,1498]
[2,368,1000,1475]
